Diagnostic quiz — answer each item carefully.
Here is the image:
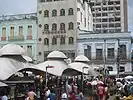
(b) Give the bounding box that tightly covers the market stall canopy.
[33,60,68,76]
[47,51,67,59]
[125,76,133,79]
[33,51,68,76]
[74,55,90,62]
[0,57,31,80]
[0,82,8,87]
[68,55,98,77]
[0,44,25,56]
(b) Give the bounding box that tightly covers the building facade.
[37,0,93,62]
[77,30,132,75]
[89,0,128,33]
[0,13,38,61]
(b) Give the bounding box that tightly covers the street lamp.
[45,65,54,87]
[82,66,88,92]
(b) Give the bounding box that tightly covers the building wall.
[77,30,132,75]
[0,13,37,60]
[90,0,128,33]
[37,0,92,62]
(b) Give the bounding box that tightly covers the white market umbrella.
[91,80,97,85]
[0,82,8,87]
[125,76,133,79]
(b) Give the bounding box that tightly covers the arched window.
[107,66,113,71]
[68,22,74,30]
[69,37,74,44]
[60,9,65,16]
[44,38,49,45]
[119,66,125,72]
[60,37,65,44]
[52,23,57,31]
[68,8,74,15]
[44,10,49,17]
[60,23,65,30]
[44,24,49,31]
[52,9,57,17]
[52,37,57,45]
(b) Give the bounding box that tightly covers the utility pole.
[103,39,106,83]
[117,39,120,78]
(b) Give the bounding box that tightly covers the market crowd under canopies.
[0,44,98,99]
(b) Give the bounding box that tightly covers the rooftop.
[0,13,37,21]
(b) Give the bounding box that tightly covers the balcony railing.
[8,35,24,41]
[1,37,6,41]
[27,36,32,40]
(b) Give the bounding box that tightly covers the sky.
[0,0,133,31]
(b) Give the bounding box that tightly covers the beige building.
[36,0,93,62]
[89,0,128,33]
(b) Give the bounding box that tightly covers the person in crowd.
[49,89,56,100]
[77,89,84,100]
[45,87,51,100]
[26,91,36,100]
[1,89,8,100]
[87,82,93,100]
[61,90,67,100]
[104,84,109,100]
[97,84,104,100]
[70,91,76,100]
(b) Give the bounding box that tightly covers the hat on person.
[28,91,36,97]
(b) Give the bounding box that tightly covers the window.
[2,27,6,37]
[60,37,65,44]
[107,48,114,59]
[119,66,125,72]
[44,38,49,45]
[28,25,32,36]
[52,9,57,16]
[52,23,57,31]
[38,38,42,41]
[96,49,103,60]
[39,11,42,14]
[10,27,14,36]
[60,23,65,30]
[44,24,49,31]
[52,37,57,45]
[27,45,32,57]
[68,8,74,15]
[84,45,91,60]
[44,10,49,17]
[69,37,74,44]
[119,45,126,59]
[68,22,74,30]
[60,9,65,16]
[107,66,113,71]
[19,26,23,35]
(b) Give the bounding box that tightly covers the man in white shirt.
[1,95,8,100]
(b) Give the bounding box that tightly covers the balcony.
[8,35,24,41]
[27,36,32,40]
[1,37,6,41]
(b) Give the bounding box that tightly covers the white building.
[36,0,93,62]
[77,29,132,75]
[89,0,128,33]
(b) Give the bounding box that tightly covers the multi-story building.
[37,0,93,62]
[0,13,38,61]
[77,29,132,75]
[89,0,128,33]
